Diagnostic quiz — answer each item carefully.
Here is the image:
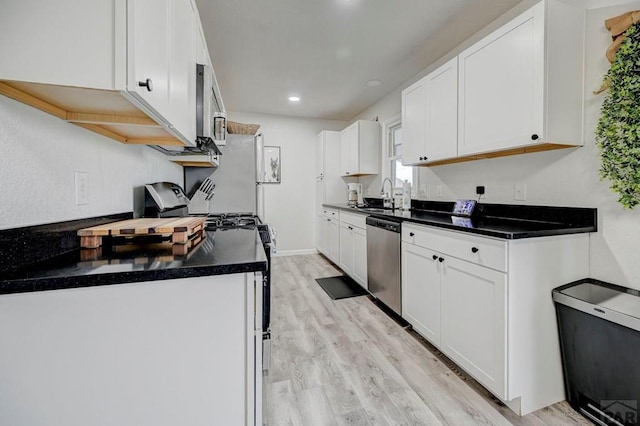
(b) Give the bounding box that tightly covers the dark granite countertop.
[0,226,267,295]
[324,200,597,239]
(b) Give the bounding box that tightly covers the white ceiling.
[195,0,520,121]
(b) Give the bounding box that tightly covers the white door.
[339,223,354,274]
[401,78,427,165]
[128,0,170,118]
[402,243,441,346]
[440,256,508,399]
[425,57,458,162]
[352,227,367,289]
[457,2,544,156]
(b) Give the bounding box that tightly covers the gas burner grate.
[204,213,260,230]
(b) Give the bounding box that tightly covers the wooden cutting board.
[78,217,206,248]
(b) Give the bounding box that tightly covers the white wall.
[228,112,346,255]
[0,96,183,229]
[350,1,640,289]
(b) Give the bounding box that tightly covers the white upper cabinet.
[400,0,584,165]
[402,57,458,165]
[127,0,171,123]
[0,0,212,148]
[458,0,584,157]
[339,120,380,176]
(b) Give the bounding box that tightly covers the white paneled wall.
[0,96,183,229]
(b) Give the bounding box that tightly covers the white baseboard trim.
[273,249,319,257]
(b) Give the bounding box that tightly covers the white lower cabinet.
[352,227,367,288]
[440,256,507,399]
[318,208,340,264]
[401,222,590,415]
[401,243,441,345]
[339,222,354,276]
[337,212,368,289]
[327,217,340,264]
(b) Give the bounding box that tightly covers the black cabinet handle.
[432,255,438,260]
[138,78,153,92]
[424,155,428,161]
[531,134,539,140]
[409,232,415,237]
[348,226,353,230]
[419,157,423,161]
[345,171,350,175]
[438,257,444,263]
[471,247,479,253]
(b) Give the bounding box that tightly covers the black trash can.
[553,279,640,426]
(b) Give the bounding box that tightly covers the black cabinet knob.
[409,232,415,237]
[419,157,424,161]
[348,226,353,230]
[423,155,428,161]
[432,255,438,260]
[345,171,350,175]
[138,78,153,92]
[471,247,479,253]
[438,257,444,263]
[531,134,539,140]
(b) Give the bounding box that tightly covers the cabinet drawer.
[339,211,366,229]
[322,207,339,219]
[403,224,507,272]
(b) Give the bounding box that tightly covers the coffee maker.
[347,183,363,207]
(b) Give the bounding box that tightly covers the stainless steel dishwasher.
[366,216,401,315]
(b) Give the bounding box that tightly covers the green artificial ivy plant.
[596,23,640,209]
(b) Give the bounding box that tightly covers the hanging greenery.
[596,23,640,209]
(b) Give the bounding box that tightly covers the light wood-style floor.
[265,254,590,426]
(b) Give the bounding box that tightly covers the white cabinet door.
[426,57,458,162]
[128,0,171,119]
[401,78,427,165]
[316,213,324,254]
[402,243,441,346]
[316,133,324,178]
[328,219,340,264]
[340,123,358,176]
[458,2,544,156]
[339,222,354,274]
[441,256,507,399]
[316,178,325,215]
[352,227,367,289]
[168,0,196,144]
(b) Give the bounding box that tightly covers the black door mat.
[315,275,368,300]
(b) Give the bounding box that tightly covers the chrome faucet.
[380,177,394,209]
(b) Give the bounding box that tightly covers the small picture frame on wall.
[264,146,281,183]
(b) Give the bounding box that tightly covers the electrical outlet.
[436,185,443,198]
[514,183,527,201]
[75,172,88,205]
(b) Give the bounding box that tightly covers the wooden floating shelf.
[421,143,580,167]
[0,80,187,147]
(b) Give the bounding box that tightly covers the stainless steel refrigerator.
[184,133,265,217]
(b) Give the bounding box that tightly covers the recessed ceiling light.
[366,80,382,87]
[288,96,301,102]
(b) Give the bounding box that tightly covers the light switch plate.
[514,183,527,201]
[75,171,88,205]
[436,185,444,198]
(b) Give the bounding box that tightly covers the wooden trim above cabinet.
[0,81,187,147]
